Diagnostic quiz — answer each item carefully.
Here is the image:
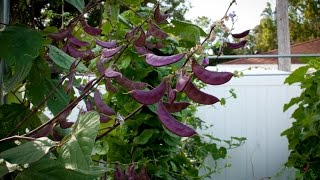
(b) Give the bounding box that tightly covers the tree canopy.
[252,0,320,53]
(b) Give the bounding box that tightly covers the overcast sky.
[185,0,276,32]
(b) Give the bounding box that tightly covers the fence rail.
[208,54,320,59]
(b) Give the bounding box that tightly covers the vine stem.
[3,0,106,139]
[6,60,81,137]
[96,104,144,140]
[25,75,104,137]
[96,1,235,139]
[182,0,236,68]
[0,136,36,143]
[25,28,139,139]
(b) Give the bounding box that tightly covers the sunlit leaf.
[65,0,85,13]
[58,112,100,169]
[15,158,101,180]
[4,61,33,93]
[284,65,310,85]
[0,137,56,164]
[47,45,88,72]
[163,20,207,48]
[0,159,18,178]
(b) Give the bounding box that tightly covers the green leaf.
[107,3,120,23]
[45,79,70,115]
[4,61,33,93]
[0,159,9,178]
[0,137,56,164]
[58,112,100,169]
[47,45,88,72]
[0,158,18,178]
[101,21,113,35]
[0,26,43,65]
[119,55,131,69]
[133,129,157,145]
[0,103,41,139]
[283,96,302,112]
[163,20,207,48]
[15,158,100,180]
[220,98,226,105]
[65,0,85,13]
[119,0,142,8]
[284,65,310,85]
[26,78,70,116]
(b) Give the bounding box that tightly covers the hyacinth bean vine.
[0,0,248,179]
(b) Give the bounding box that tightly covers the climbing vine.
[0,0,247,179]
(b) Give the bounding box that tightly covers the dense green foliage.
[0,0,245,179]
[253,0,320,52]
[282,58,320,179]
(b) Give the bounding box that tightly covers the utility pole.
[276,0,291,71]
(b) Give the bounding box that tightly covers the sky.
[185,0,276,32]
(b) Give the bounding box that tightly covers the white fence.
[196,65,302,180]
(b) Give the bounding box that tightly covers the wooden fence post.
[277,0,291,71]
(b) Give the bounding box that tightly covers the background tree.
[252,2,277,53]
[289,0,320,43]
[252,0,320,53]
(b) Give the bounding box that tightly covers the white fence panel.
[196,65,302,180]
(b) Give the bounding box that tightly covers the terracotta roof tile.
[223,38,320,64]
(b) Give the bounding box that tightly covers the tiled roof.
[223,38,320,64]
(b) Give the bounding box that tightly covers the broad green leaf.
[107,3,120,23]
[120,0,142,8]
[163,133,181,147]
[58,112,100,169]
[0,137,56,164]
[0,26,43,65]
[119,55,131,69]
[101,21,113,35]
[6,91,23,104]
[283,96,303,112]
[65,0,85,13]
[163,20,207,48]
[0,159,9,177]
[121,10,141,26]
[45,79,70,115]
[47,45,88,72]
[284,65,310,85]
[15,158,100,180]
[26,78,70,116]
[59,135,89,169]
[133,129,156,145]
[0,103,41,139]
[0,158,18,178]
[4,61,33,93]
